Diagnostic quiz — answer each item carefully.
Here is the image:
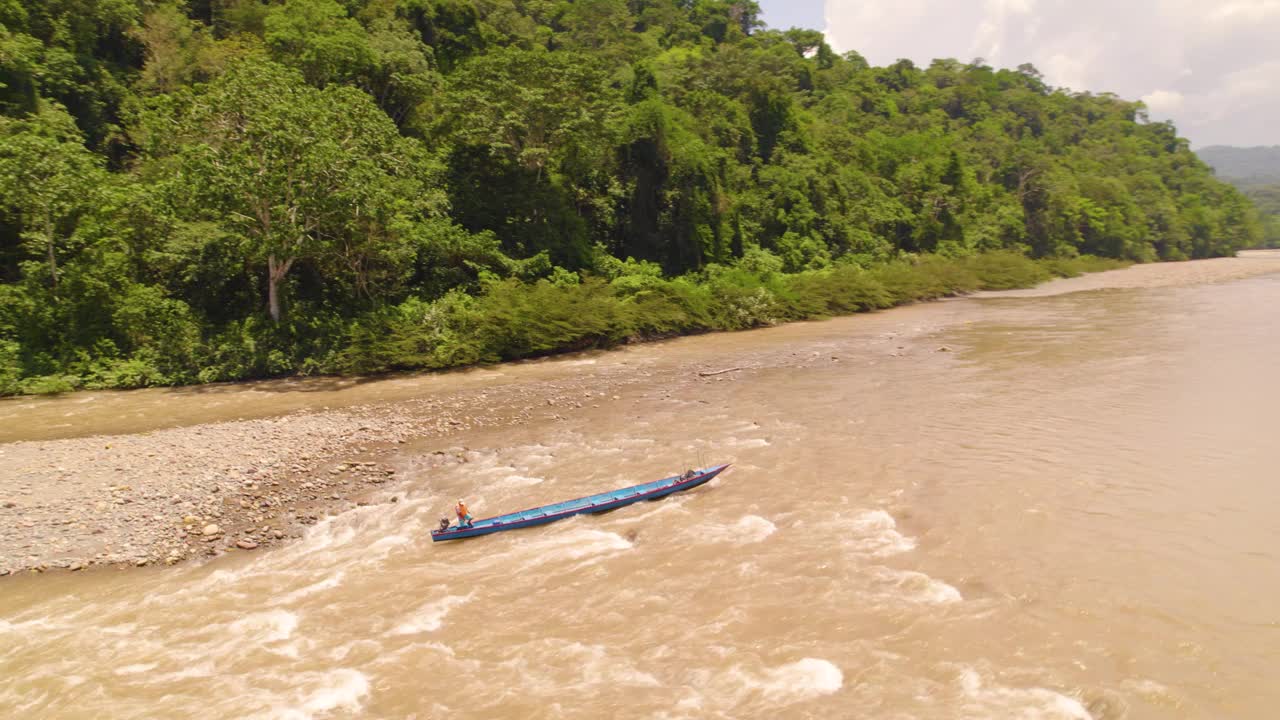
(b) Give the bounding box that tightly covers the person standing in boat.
[455,498,474,528]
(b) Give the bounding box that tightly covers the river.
[2,254,1279,719]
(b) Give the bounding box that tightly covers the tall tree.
[437,47,620,181]
[0,104,105,294]
[436,47,622,263]
[137,57,439,322]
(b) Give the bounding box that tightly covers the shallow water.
[3,257,1280,719]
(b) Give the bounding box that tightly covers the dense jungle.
[0,0,1262,393]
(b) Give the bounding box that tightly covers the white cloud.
[1142,90,1186,114]
[1041,44,1098,94]
[1208,1,1280,24]
[823,0,1280,146]
[1219,61,1278,102]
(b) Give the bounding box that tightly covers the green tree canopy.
[138,57,441,322]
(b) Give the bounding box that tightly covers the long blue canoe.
[430,464,731,542]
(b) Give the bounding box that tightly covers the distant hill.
[1197,146,1280,185]
[1197,146,1280,247]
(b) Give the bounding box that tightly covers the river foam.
[695,657,845,712]
[228,609,300,644]
[390,594,473,636]
[866,566,963,605]
[272,571,346,605]
[756,658,845,701]
[958,668,1093,720]
[843,509,918,557]
[265,668,370,720]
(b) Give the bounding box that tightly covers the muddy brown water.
[3,254,1280,719]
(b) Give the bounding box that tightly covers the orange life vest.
[456,502,469,517]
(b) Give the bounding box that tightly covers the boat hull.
[430,464,730,542]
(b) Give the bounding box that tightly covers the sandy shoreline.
[2,251,1278,577]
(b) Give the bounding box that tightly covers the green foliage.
[0,338,22,394]
[1041,255,1130,278]
[18,373,82,395]
[0,104,106,293]
[264,0,375,87]
[869,256,978,303]
[1242,185,1280,247]
[470,277,629,357]
[137,56,442,322]
[329,252,1126,375]
[784,265,893,316]
[0,0,147,150]
[0,0,1260,393]
[964,251,1052,290]
[437,47,620,176]
[110,283,201,380]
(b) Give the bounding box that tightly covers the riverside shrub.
[315,253,1128,377]
[1,251,1131,389]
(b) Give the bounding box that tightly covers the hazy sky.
[757,0,1278,147]
[756,0,824,33]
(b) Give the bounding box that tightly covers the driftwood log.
[698,367,744,377]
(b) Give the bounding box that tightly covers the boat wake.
[496,528,635,575]
[695,515,778,545]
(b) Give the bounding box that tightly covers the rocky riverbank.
[0,376,641,576]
